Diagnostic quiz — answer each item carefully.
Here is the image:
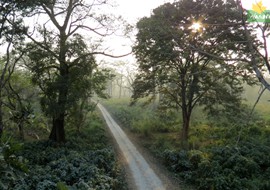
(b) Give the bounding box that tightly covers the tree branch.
[250,87,266,116]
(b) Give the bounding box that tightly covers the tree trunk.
[0,90,3,138]
[49,75,68,143]
[49,114,66,142]
[18,122,24,140]
[48,32,68,143]
[181,109,191,149]
[0,103,3,138]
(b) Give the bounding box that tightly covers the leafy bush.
[1,111,126,190]
[14,145,122,189]
[0,139,28,189]
[162,142,270,190]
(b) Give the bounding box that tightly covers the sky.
[100,0,175,64]
[113,0,174,23]
[241,0,270,10]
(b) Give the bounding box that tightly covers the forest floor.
[98,103,184,190]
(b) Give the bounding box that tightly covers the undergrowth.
[0,111,126,190]
[103,98,270,190]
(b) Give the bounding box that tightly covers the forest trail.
[97,103,166,190]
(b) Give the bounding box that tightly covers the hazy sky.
[241,0,270,10]
[113,0,174,22]
[102,0,175,63]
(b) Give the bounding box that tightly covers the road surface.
[97,103,166,190]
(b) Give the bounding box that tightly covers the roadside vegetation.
[0,110,126,190]
[102,89,270,189]
[1,0,270,189]
[0,1,127,189]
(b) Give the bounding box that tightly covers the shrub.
[0,139,28,189]
[162,142,270,190]
[2,110,126,190]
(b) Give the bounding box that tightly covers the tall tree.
[132,0,255,146]
[23,0,124,142]
[0,0,31,138]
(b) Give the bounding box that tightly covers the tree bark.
[0,99,3,138]
[48,30,68,143]
[49,114,66,142]
[49,77,68,143]
[181,109,191,149]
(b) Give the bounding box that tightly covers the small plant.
[0,138,28,189]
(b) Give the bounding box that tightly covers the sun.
[190,22,202,32]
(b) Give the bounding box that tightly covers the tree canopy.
[0,0,124,142]
[22,0,120,142]
[132,0,256,145]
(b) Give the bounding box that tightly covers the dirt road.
[97,103,166,190]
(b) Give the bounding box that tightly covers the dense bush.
[1,111,126,190]
[13,143,122,190]
[0,139,28,189]
[162,141,270,190]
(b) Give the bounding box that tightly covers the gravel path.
[98,103,166,190]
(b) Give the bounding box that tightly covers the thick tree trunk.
[181,119,189,142]
[48,31,68,143]
[49,75,68,143]
[49,114,66,142]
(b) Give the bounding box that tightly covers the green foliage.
[206,102,261,128]
[103,99,178,135]
[0,137,28,189]
[162,140,270,190]
[0,111,126,190]
[0,68,49,140]
[132,0,256,143]
[104,96,270,190]
[56,182,69,190]
[14,145,119,189]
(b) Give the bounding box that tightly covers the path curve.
[97,103,166,190]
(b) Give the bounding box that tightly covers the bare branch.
[70,24,111,37]
[41,4,61,30]
[250,87,266,116]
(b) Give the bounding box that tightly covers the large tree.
[0,0,32,138]
[132,0,255,145]
[22,0,125,142]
